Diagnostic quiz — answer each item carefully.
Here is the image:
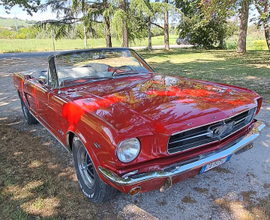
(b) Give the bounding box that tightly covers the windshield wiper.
[112,70,140,77]
[84,76,112,81]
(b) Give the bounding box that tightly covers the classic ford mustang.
[13,48,265,203]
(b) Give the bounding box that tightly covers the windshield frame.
[47,48,154,89]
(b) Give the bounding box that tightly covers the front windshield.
[55,49,153,87]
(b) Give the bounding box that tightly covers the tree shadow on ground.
[0,118,119,220]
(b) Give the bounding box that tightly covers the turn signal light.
[128,186,141,195]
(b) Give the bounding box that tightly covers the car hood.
[60,73,259,135]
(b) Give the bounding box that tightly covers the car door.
[23,72,52,129]
[43,56,69,144]
[46,91,69,144]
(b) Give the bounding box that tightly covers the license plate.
[200,155,231,174]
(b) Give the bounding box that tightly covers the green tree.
[1,0,40,15]
[176,0,235,48]
[254,0,270,52]
[112,0,152,47]
[129,0,153,50]
[41,0,113,47]
[149,1,184,50]
[201,0,251,53]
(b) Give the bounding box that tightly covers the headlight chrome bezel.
[116,138,141,163]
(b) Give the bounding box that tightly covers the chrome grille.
[167,107,257,154]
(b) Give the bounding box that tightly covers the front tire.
[72,136,117,203]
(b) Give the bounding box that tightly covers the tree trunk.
[237,0,249,53]
[103,0,112,47]
[263,1,270,52]
[164,0,169,50]
[83,20,87,47]
[219,39,224,48]
[148,17,152,51]
[120,0,128,47]
[104,17,112,47]
[264,21,270,52]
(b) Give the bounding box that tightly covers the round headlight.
[116,138,140,163]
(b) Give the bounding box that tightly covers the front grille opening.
[168,107,256,154]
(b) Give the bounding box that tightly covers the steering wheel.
[111,65,133,76]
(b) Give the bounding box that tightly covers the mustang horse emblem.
[208,121,235,139]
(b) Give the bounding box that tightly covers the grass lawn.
[140,49,270,96]
[0,18,32,28]
[0,36,179,53]
[0,35,268,53]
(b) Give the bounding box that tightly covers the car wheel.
[72,136,117,203]
[19,94,38,125]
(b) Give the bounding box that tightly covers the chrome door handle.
[24,82,30,86]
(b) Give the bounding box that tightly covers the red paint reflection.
[63,95,125,125]
[154,123,167,134]
[62,103,85,125]
[20,79,27,103]
[147,87,246,106]
[76,95,126,112]
[32,86,36,98]
[225,99,245,105]
[21,79,24,92]
[147,88,216,97]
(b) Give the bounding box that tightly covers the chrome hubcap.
[77,146,95,189]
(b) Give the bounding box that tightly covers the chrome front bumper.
[98,120,265,187]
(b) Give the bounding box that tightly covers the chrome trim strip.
[171,107,256,136]
[167,139,219,154]
[167,107,257,155]
[167,122,248,155]
[98,120,265,186]
[52,96,67,104]
[234,112,253,125]
[169,131,212,144]
[235,118,246,125]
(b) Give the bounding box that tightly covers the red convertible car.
[13,48,265,203]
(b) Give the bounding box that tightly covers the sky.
[0,2,57,21]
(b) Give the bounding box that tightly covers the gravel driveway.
[0,52,269,220]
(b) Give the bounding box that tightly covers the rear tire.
[19,93,38,125]
[72,136,117,203]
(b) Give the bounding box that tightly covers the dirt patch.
[181,196,197,204]
[213,167,232,174]
[193,187,209,194]
[263,183,270,189]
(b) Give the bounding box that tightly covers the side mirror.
[38,75,47,85]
